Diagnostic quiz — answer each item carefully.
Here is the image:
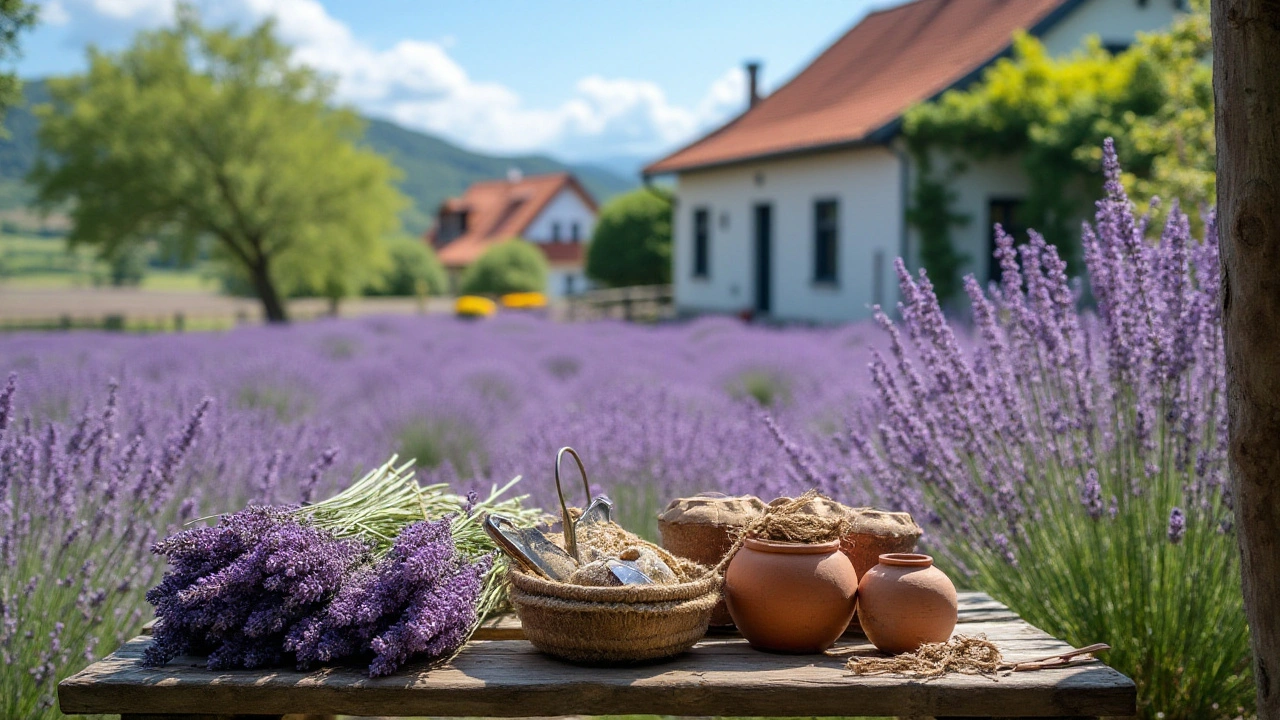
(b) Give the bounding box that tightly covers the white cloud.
[37,0,748,160]
[40,1,70,25]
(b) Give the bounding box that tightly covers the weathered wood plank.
[72,590,1132,718]
[60,634,1134,718]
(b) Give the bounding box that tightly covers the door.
[753,203,772,314]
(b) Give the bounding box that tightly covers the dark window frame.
[813,198,839,284]
[692,207,710,279]
[551,221,562,242]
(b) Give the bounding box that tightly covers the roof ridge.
[643,0,1075,176]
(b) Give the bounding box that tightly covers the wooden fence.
[560,284,674,323]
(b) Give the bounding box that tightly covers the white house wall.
[1040,0,1181,56]
[903,150,1033,285]
[673,147,903,324]
[524,189,596,243]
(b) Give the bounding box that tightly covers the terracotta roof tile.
[431,173,597,267]
[644,0,1070,175]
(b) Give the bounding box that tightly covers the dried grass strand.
[845,635,1002,678]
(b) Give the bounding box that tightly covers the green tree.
[585,187,672,288]
[0,1,37,128]
[903,3,1211,298]
[459,239,547,295]
[31,6,405,322]
[366,234,448,297]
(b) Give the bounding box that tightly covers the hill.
[0,79,637,235]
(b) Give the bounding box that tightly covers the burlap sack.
[657,495,765,626]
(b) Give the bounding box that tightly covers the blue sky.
[18,0,909,165]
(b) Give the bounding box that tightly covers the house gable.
[432,173,597,269]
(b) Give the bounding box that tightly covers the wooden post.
[1213,1,1280,717]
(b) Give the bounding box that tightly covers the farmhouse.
[430,170,598,297]
[644,0,1181,323]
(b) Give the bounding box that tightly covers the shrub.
[849,140,1250,719]
[365,235,447,297]
[584,187,672,288]
[458,239,547,295]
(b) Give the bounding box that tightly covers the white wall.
[672,147,904,324]
[546,267,590,298]
[903,150,1032,285]
[524,188,596,243]
[1040,0,1181,56]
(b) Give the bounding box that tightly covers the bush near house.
[585,187,672,288]
[366,235,448,297]
[458,239,548,296]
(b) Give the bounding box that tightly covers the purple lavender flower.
[285,517,490,677]
[1168,508,1186,544]
[144,507,367,669]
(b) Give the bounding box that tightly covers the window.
[564,274,577,295]
[988,198,1026,283]
[570,222,580,242]
[551,221,562,241]
[813,199,839,283]
[692,208,710,278]
[437,211,468,245]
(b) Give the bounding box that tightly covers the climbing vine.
[901,1,1212,300]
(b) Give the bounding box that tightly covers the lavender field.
[5,313,885,525]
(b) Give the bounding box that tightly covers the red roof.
[644,0,1071,175]
[431,172,597,268]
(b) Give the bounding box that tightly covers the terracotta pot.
[659,495,765,626]
[724,538,858,653]
[857,553,958,654]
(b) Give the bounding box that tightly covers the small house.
[643,0,1181,323]
[430,171,598,297]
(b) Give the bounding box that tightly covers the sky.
[15,0,910,167]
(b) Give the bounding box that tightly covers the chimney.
[745,61,762,108]
[507,167,523,183]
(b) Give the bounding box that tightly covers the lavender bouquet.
[143,506,367,669]
[144,455,541,675]
[286,516,492,676]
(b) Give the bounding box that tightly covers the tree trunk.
[249,259,289,324]
[1213,1,1280,717]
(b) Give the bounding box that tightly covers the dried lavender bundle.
[143,506,368,669]
[286,516,492,676]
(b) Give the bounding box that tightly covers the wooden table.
[58,591,1135,719]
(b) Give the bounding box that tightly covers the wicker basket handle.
[555,446,591,561]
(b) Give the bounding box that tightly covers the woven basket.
[508,568,721,664]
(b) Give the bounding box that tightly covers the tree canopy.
[585,187,672,288]
[903,2,1211,299]
[0,1,36,129]
[458,239,548,295]
[31,6,405,322]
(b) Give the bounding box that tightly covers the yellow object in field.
[455,295,497,318]
[500,292,548,309]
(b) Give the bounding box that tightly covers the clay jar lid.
[659,494,766,528]
[743,537,841,554]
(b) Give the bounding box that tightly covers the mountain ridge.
[0,79,638,235]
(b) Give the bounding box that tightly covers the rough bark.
[249,258,289,324]
[1213,1,1280,717]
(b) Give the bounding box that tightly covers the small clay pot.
[724,538,858,653]
[659,494,765,626]
[857,553,958,654]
